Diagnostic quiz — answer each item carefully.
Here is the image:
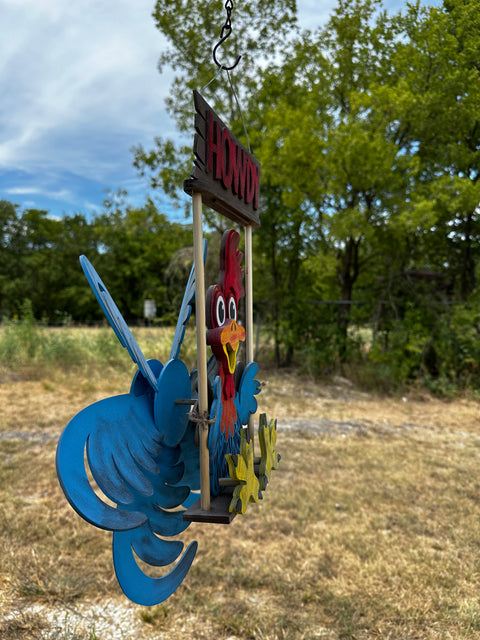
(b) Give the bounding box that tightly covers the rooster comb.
[219,229,244,301]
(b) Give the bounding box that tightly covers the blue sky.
[0,0,429,221]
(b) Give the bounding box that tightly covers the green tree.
[4,207,99,322]
[134,0,480,379]
[94,195,192,322]
[0,200,20,317]
[9,208,66,319]
[392,0,480,300]
[54,213,102,322]
[251,0,426,357]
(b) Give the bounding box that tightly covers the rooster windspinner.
[56,230,276,606]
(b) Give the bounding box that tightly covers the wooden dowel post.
[192,192,210,512]
[245,225,255,451]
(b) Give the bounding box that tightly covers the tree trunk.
[336,237,361,360]
[460,210,476,300]
[267,222,282,368]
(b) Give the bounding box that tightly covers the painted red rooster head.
[206,229,246,406]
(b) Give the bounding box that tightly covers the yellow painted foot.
[225,430,260,514]
[258,414,280,491]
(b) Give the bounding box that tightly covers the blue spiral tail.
[112,527,198,605]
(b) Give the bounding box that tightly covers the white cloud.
[5,187,40,195]
[0,0,171,182]
[5,184,73,201]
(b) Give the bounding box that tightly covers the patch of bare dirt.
[259,372,480,435]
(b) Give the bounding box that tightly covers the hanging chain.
[221,0,234,39]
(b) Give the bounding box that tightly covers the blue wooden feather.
[113,534,198,606]
[170,239,207,361]
[56,256,203,605]
[236,362,261,425]
[80,255,159,392]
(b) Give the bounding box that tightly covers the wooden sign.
[184,90,261,227]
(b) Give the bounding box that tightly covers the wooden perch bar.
[245,225,255,455]
[219,478,240,487]
[219,460,262,488]
[192,191,210,513]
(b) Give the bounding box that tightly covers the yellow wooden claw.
[225,430,260,514]
[258,414,280,491]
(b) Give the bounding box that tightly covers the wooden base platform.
[183,492,236,525]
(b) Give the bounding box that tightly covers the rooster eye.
[216,294,226,326]
[228,297,237,321]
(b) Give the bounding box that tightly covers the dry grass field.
[2,327,480,639]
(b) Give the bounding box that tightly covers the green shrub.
[0,304,198,380]
[361,296,480,394]
[0,300,42,367]
[0,302,129,375]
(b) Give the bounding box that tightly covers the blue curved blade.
[80,255,158,392]
[149,508,191,537]
[151,460,185,486]
[115,524,184,566]
[170,238,207,360]
[177,423,200,490]
[56,404,147,531]
[182,491,200,508]
[154,359,191,447]
[128,471,190,511]
[130,359,163,397]
[156,445,180,466]
[113,535,198,605]
[84,393,161,506]
[235,361,260,425]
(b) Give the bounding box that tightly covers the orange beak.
[220,320,246,374]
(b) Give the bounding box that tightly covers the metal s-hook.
[212,0,241,71]
[213,32,241,71]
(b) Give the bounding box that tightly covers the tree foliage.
[0,198,192,325]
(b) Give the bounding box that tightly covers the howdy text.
[207,111,260,210]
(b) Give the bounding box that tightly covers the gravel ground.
[277,416,427,438]
[4,599,146,640]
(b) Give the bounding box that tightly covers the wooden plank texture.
[183,492,237,524]
[184,90,261,228]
